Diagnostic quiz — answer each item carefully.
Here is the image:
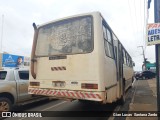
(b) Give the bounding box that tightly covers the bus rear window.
[35,16,93,56]
[0,71,7,80]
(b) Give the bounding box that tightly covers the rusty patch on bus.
[51,66,66,71]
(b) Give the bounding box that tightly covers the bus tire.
[0,97,12,112]
[132,77,134,83]
[78,99,91,104]
[118,93,125,105]
[78,99,87,103]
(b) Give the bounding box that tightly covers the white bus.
[29,12,134,104]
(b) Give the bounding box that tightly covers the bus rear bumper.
[28,88,105,102]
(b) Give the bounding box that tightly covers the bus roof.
[36,11,101,28]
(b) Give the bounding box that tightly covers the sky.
[0,0,155,71]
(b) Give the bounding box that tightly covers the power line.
[133,0,139,36]
[143,0,147,50]
[128,0,138,47]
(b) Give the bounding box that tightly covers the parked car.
[138,70,156,80]
[134,71,142,80]
[0,68,48,112]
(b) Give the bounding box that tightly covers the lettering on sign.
[147,23,160,45]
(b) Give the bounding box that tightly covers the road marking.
[18,101,67,120]
[41,101,67,111]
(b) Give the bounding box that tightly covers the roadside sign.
[146,63,156,67]
[147,23,160,46]
[2,54,24,67]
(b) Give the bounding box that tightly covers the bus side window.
[103,26,110,57]
[129,58,131,67]
[114,46,117,60]
[104,41,110,57]
[128,57,130,67]
[102,20,114,59]
[103,26,107,40]
[126,53,128,66]
[106,29,114,58]
[106,29,112,43]
[108,43,114,58]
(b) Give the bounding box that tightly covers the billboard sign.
[147,23,160,46]
[2,54,24,68]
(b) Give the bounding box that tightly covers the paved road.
[3,85,135,120]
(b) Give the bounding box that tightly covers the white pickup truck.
[0,68,47,112]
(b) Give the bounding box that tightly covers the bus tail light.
[81,83,98,89]
[30,82,40,87]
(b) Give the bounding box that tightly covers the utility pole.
[137,46,146,70]
[154,0,160,117]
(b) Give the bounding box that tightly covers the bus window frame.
[122,46,133,68]
[102,20,115,60]
[35,15,94,57]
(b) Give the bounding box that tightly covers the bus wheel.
[78,99,87,103]
[78,99,91,104]
[118,94,125,105]
[132,77,134,83]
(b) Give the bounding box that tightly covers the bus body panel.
[36,54,98,81]
[29,12,134,103]
[29,12,107,102]
[123,65,134,90]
